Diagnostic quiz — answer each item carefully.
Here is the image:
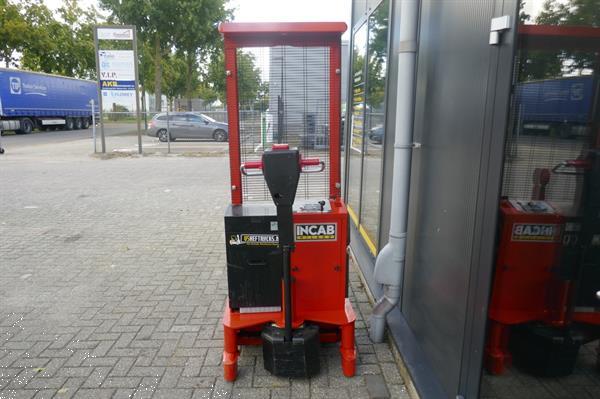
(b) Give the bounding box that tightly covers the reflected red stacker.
[218,22,356,381]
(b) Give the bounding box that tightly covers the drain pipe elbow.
[369,244,402,343]
[370,283,401,343]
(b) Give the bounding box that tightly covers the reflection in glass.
[360,0,389,251]
[502,0,599,208]
[481,1,599,396]
[346,23,368,223]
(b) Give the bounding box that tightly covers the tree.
[15,0,98,79]
[366,0,389,110]
[100,0,181,111]
[0,0,29,67]
[201,48,263,109]
[202,50,226,104]
[173,0,229,110]
[162,53,188,107]
[518,0,599,81]
[100,0,229,112]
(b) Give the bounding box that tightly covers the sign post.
[91,99,97,153]
[133,29,142,154]
[93,25,142,154]
[93,27,106,153]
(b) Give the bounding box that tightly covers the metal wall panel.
[403,0,517,397]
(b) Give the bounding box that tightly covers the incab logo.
[9,77,21,94]
[295,223,337,242]
[511,223,561,242]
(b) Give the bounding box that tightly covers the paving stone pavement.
[0,153,407,399]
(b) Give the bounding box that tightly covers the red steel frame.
[220,22,345,205]
[218,22,354,382]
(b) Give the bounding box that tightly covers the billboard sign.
[97,28,134,41]
[98,50,135,91]
[93,24,142,154]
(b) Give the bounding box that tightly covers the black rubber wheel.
[213,129,228,142]
[17,118,34,134]
[65,118,75,130]
[74,118,83,130]
[82,118,90,129]
[0,147,4,154]
[158,129,169,142]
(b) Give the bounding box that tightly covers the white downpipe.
[369,0,419,343]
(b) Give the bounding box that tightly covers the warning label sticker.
[295,223,337,242]
[229,234,279,246]
[511,223,561,242]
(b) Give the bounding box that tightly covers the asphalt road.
[0,123,230,157]
[0,123,133,147]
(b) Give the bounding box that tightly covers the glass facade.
[482,0,600,397]
[347,22,367,227]
[345,0,390,255]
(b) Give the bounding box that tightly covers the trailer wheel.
[65,118,75,130]
[17,118,34,134]
[82,118,90,129]
[74,118,83,130]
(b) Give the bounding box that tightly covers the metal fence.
[92,110,230,155]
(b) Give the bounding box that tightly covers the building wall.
[345,0,518,397]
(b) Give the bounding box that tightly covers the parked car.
[147,112,229,142]
[368,125,384,144]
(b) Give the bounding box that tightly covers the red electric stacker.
[218,22,356,381]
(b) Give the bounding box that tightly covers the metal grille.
[237,46,330,202]
[502,134,588,206]
[501,58,595,208]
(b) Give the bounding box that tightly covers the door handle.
[247,260,267,267]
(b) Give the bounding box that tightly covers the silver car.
[147,112,229,142]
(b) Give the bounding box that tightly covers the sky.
[42,0,563,35]
[229,0,350,38]
[43,0,351,35]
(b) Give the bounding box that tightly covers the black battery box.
[225,204,282,311]
[510,323,582,377]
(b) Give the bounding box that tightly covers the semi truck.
[516,75,595,138]
[0,68,98,134]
